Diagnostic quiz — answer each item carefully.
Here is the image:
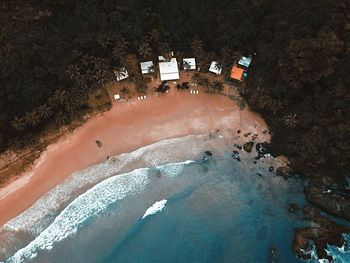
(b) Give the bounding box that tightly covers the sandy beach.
[0,78,269,227]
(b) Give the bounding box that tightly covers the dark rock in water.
[155,170,162,178]
[255,142,278,159]
[288,203,300,213]
[95,140,102,148]
[237,130,241,134]
[256,173,263,177]
[234,143,242,150]
[243,141,254,152]
[305,185,350,222]
[244,132,251,137]
[254,161,257,164]
[269,166,274,173]
[270,248,277,255]
[293,205,350,262]
[205,151,213,156]
[276,166,295,179]
[232,150,241,161]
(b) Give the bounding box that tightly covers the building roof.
[140,61,154,74]
[158,52,174,62]
[238,56,252,67]
[230,66,244,80]
[114,67,129,81]
[209,61,222,75]
[159,58,179,81]
[183,58,196,70]
[114,94,120,100]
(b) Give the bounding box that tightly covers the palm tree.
[211,80,224,93]
[55,110,69,126]
[66,64,81,80]
[37,104,53,119]
[191,72,202,84]
[201,77,210,88]
[73,73,87,89]
[148,28,161,45]
[115,36,129,53]
[120,86,130,98]
[159,42,170,55]
[8,137,22,151]
[53,89,67,105]
[191,38,204,58]
[268,99,282,114]
[283,113,298,128]
[138,42,152,59]
[24,110,40,126]
[220,46,231,63]
[97,35,112,49]
[11,116,26,131]
[24,133,35,147]
[71,49,82,59]
[64,99,78,113]
[136,83,148,95]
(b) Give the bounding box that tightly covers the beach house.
[159,58,180,81]
[140,61,154,74]
[238,57,252,68]
[114,67,129,81]
[183,58,196,70]
[209,61,222,75]
[230,66,244,81]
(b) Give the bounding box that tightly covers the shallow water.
[1,134,349,263]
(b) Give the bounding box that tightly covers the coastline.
[0,86,269,228]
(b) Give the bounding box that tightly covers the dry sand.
[0,77,269,227]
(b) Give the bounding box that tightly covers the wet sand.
[0,81,269,227]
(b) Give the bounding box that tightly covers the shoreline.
[0,85,269,227]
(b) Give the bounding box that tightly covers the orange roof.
[230,66,244,80]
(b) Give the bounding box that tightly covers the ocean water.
[1,133,350,263]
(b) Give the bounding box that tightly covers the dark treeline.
[0,0,349,182]
[245,0,350,182]
[0,0,256,151]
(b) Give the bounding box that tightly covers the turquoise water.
[1,135,350,263]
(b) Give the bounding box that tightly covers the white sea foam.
[2,135,205,234]
[5,160,194,263]
[142,199,167,219]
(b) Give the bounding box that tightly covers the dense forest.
[0,0,349,259]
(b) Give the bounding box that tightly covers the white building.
[159,58,179,81]
[209,61,222,75]
[183,58,196,70]
[158,51,174,61]
[114,67,129,81]
[238,56,252,67]
[140,61,154,74]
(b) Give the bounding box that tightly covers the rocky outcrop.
[255,142,278,159]
[243,141,254,152]
[288,203,300,213]
[305,186,350,222]
[232,150,241,161]
[276,166,295,179]
[293,205,350,261]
